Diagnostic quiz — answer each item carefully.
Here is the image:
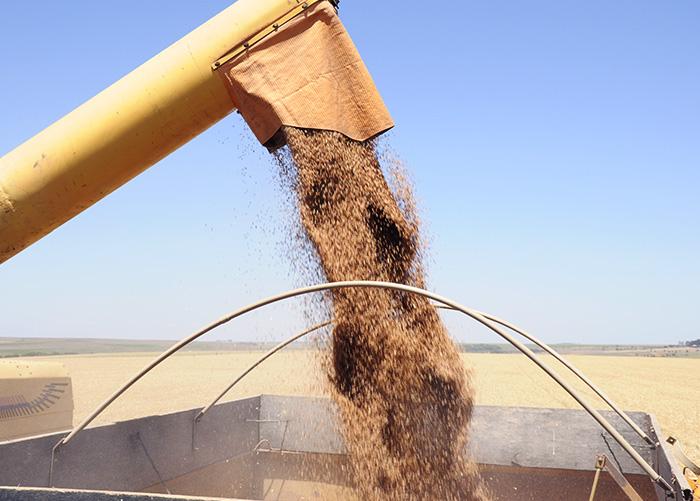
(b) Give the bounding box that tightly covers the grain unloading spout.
[217,1,393,149]
[0,0,392,265]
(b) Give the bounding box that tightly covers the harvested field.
[32,351,699,461]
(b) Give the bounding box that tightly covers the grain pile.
[274,127,489,500]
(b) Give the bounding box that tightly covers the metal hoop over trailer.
[0,282,695,500]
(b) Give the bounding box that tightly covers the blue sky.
[1,1,698,345]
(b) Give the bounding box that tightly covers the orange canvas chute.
[220,2,393,146]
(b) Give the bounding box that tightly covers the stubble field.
[35,350,698,460]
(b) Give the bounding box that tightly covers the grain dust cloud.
[273,127,489,500]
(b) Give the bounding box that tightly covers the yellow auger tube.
[0,0,301,265]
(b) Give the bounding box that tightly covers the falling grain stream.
[274,127,489,500]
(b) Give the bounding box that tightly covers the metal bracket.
[589,454,644,501]
[667,436,700,476]
[250,418,293,456]
[212,0,326,71]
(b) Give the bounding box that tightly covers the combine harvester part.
[0,361,73,442]
[0,0,390,264]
